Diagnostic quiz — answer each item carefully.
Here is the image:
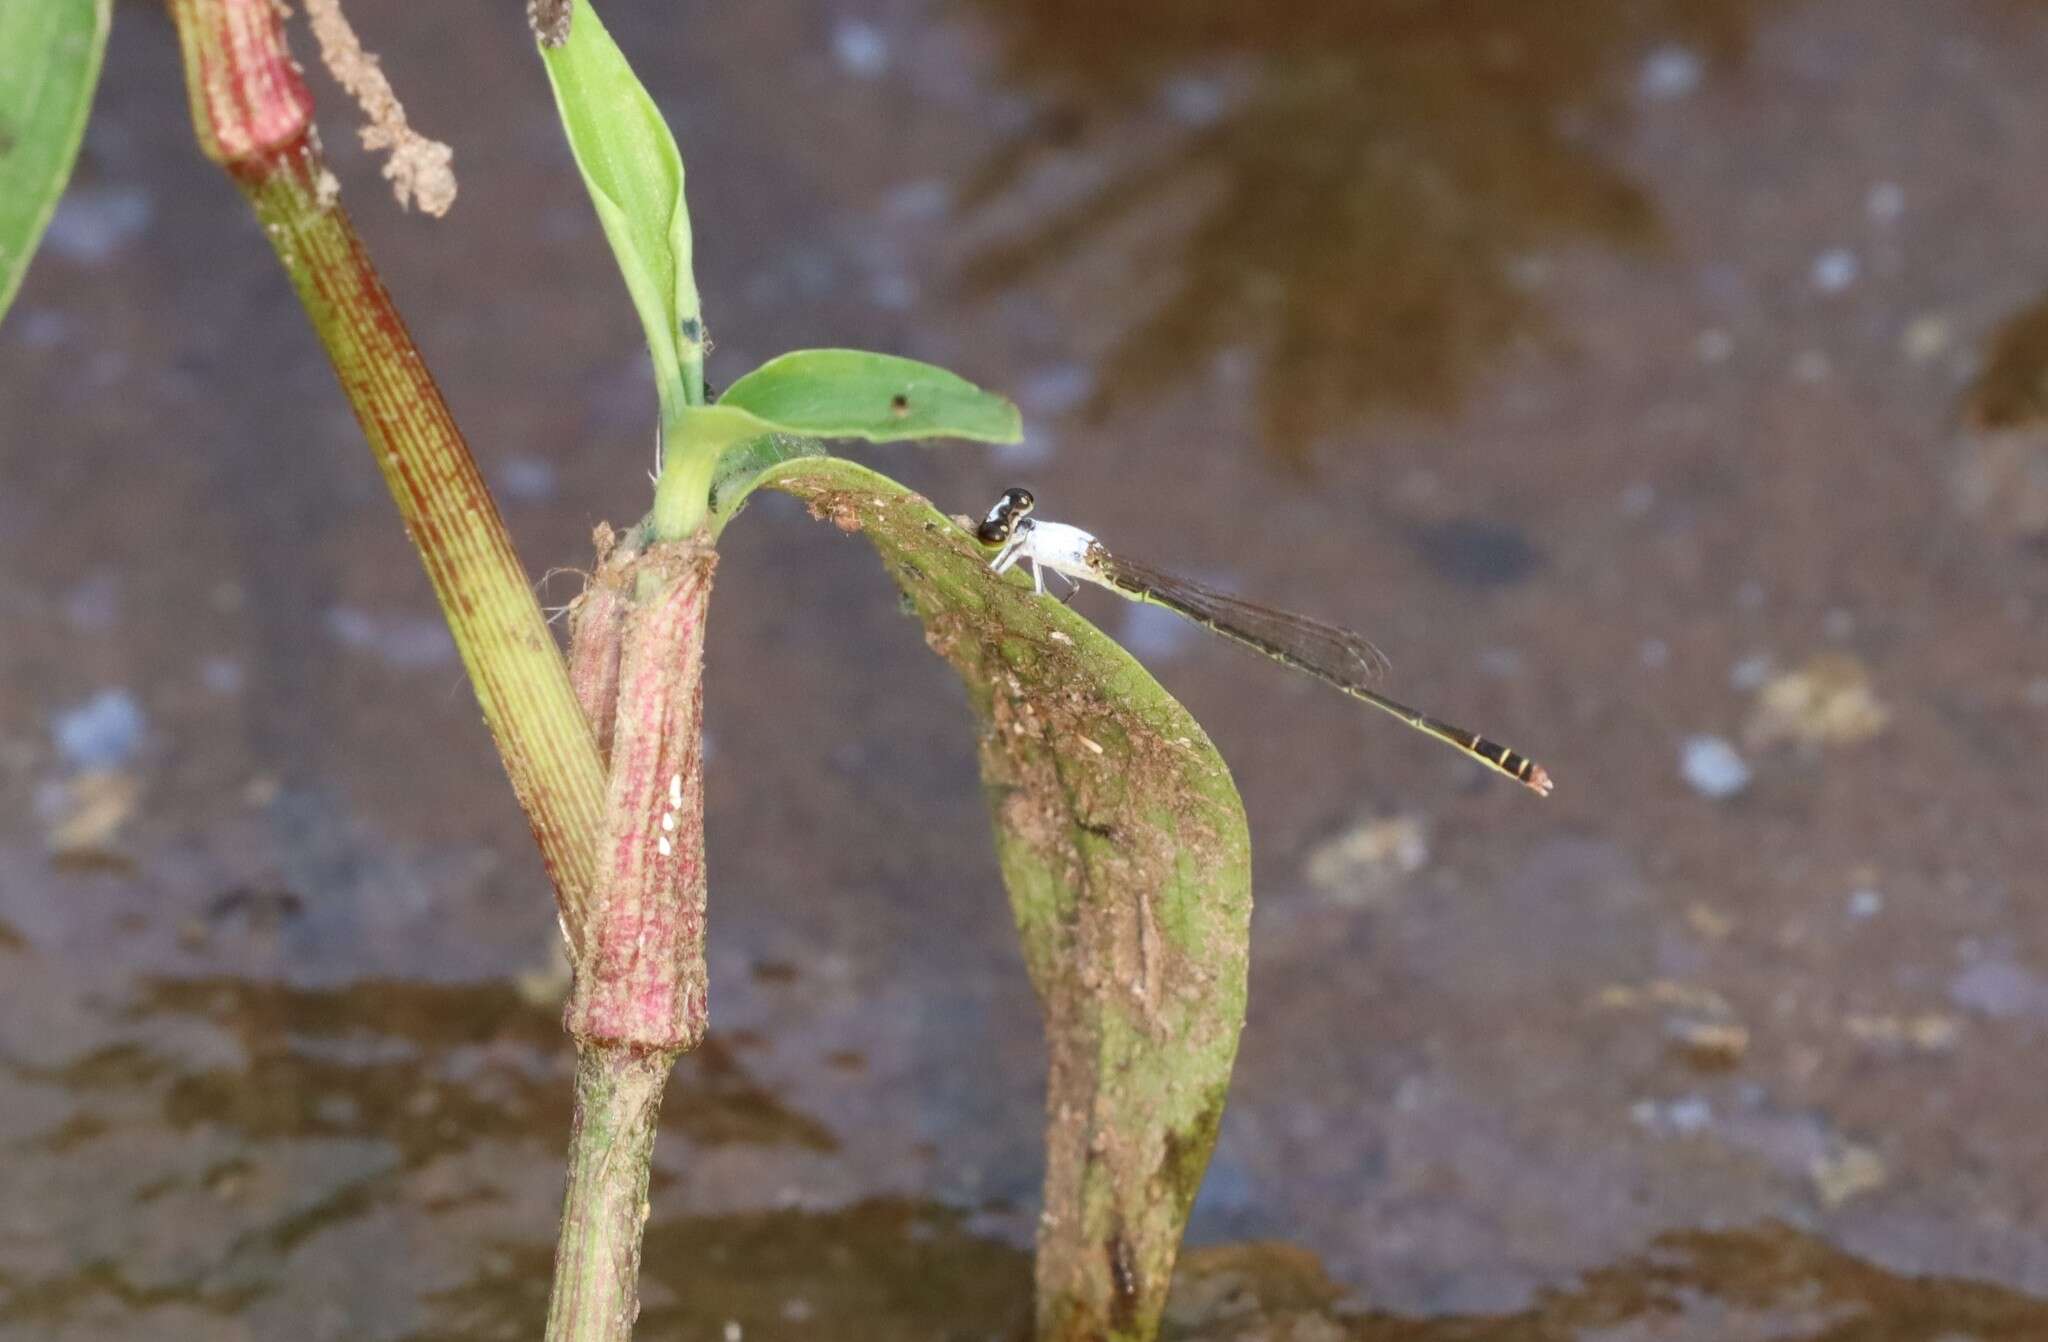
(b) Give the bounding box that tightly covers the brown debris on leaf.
[302,0,458,215]
[804,492,865,533]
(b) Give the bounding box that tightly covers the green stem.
[545,1044,677,1342]
[166,0,607,957]
[650,444,718,541]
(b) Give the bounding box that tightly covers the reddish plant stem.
[167,0,607,955]
[566,524,631,769]
[549,537,715,1341]
[566,539,714,1050]
[171,8,721,1339]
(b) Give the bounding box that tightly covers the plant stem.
[172,10,719,1338]
[545,1043,676,1342]
[543,535,714,1341]
[564,538,715,1050]
[651,442,718,541]
[167,0,607,955]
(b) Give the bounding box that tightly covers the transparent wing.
[1096,550,1551,794]
[1095,552,1391,689]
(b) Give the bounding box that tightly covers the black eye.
[978,487,1037,545]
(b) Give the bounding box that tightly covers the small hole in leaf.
[890,393,911,416]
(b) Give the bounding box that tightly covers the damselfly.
[977,487,1552,796]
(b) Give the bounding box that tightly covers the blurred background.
[6,0,2048,1337]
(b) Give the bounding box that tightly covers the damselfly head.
[977,487,1036,545]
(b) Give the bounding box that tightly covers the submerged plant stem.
[167,0,607,955]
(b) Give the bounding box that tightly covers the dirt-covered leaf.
[0,0,111,324]
[719,349,1022,444]
[761,455,1251,1342]
[539,0,701,423]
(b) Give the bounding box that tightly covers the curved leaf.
[760,456,1251,1342]
[0,0,111,324]
[720,348,1022,444]
[540,0,702,421]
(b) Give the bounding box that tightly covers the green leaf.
[539,0,702,423]
[719,349,1022,444]
[690,351,1019,537]
[0,0,111,324]
[760,456,1251,1342]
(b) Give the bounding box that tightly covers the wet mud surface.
[7,0,2048,1336]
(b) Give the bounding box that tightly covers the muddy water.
[6,0,2048,1336]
